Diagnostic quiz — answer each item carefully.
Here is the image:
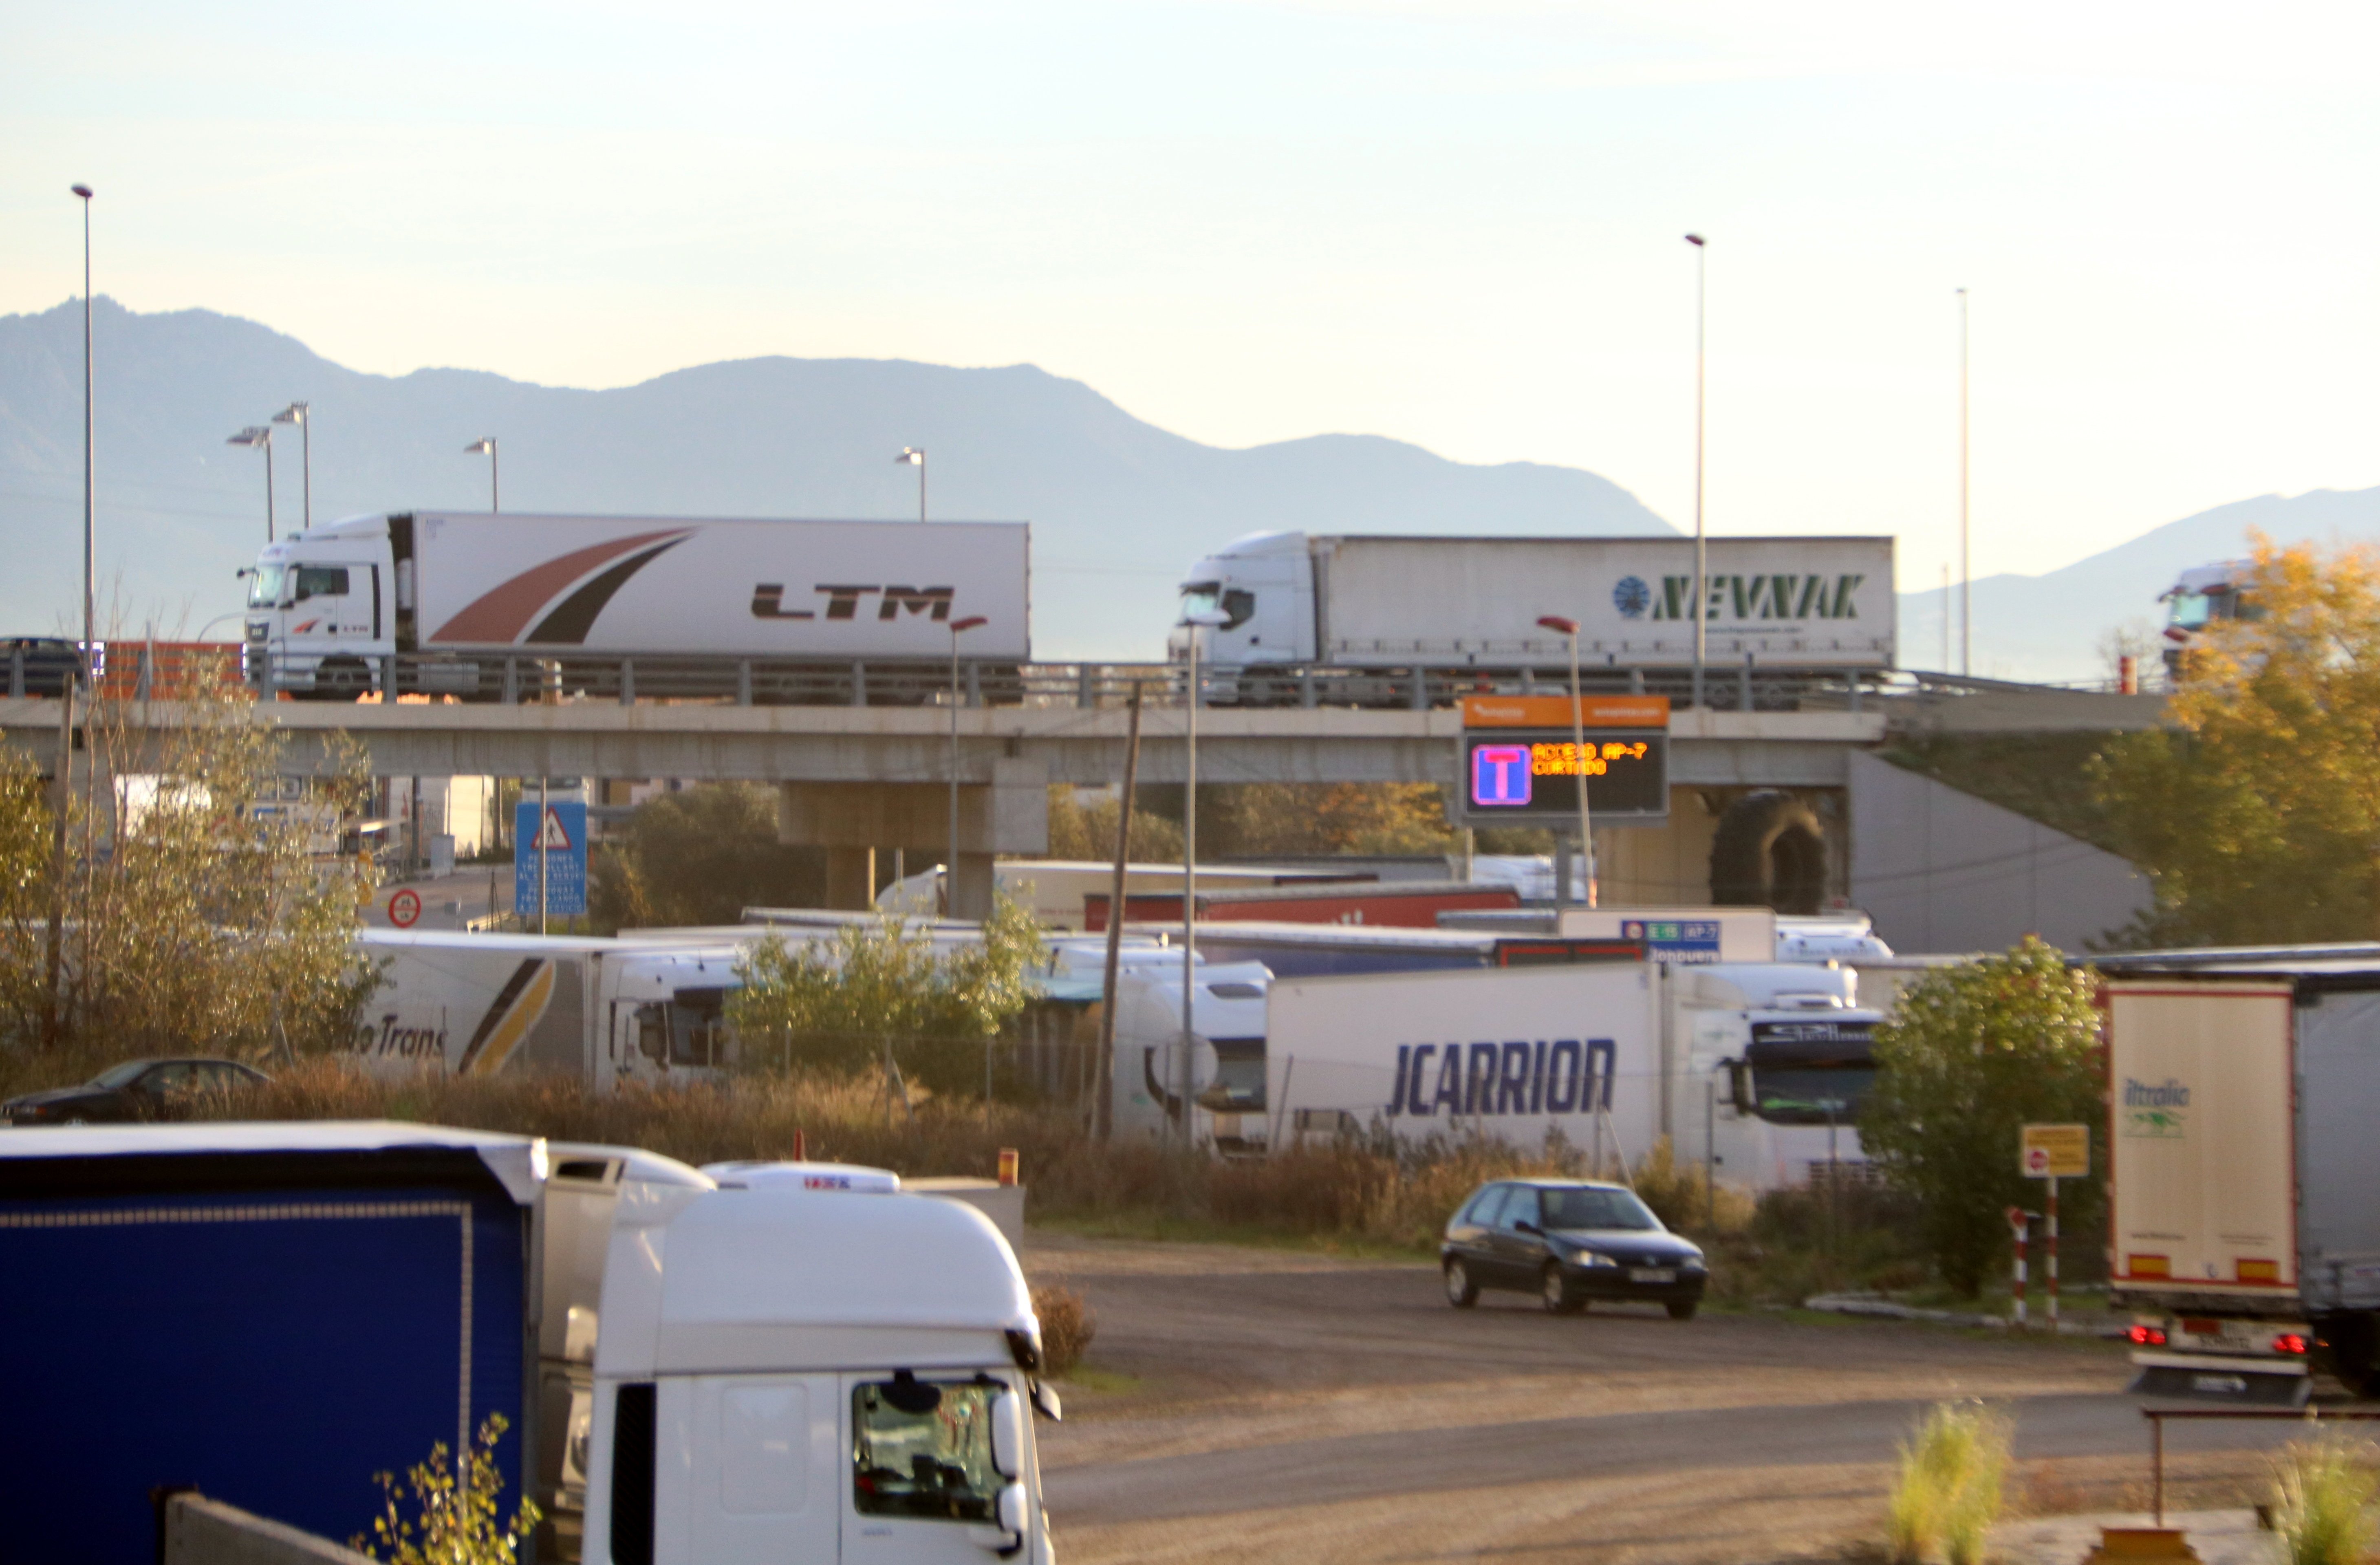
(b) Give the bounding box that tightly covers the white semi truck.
[2102,968,2380,1403]
[1172,531,1896,704]
[4,1124,1057,1565]
[242,511,1030,702]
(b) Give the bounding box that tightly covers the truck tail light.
[2274,1334,2309,1356]
[2127,1325,2169,1347]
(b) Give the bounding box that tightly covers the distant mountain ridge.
[0,299,1670,659]
[1895,486,2380,682]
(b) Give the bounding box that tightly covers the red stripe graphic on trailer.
[427,529,694,644]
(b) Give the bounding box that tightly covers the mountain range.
[3,298,2373,674]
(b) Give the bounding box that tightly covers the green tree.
[588,782,823,930]
[729,893,1044,1098]
[1859,937,2101,1296]
[1044,785,1183,863]
[2094,536,2380,945]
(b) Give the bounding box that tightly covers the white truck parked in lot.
[1172,531,1895,704]
[243,511,1031,701]
[2101,967,2380,1403]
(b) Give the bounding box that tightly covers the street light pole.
[72,185,93,661]
[465,438,499,512]
[1686,234,1708,710]
[897,447,926,522]
[1957,288,1971,677]
[275,403,311,531]
[945,615,989,919]
[228,427,276,540]
[1175,608,1228,1151]
[1538,615,1595,909]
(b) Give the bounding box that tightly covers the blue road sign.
[514,800,588,919]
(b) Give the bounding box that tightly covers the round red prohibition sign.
[388,888,422,928]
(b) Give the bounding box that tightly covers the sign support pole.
[538,774,549,937]
[2008,1206,2029,1329]
[2047,1176,2060,1329]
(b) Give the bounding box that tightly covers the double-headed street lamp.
[71,184,94,659]
[944,614,989,918]
[273,403,311,531]
[896,447,926,522]
[227,425,276,541]
[465,437,499,511]
[1536,614,1597,910]
[1685,232,1708,710]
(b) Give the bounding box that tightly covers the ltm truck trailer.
[2106,973,2380,1403]
[244,511,1030,701]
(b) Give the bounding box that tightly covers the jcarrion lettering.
[1651,574,1864,622]
[1385,1039,1617,1118]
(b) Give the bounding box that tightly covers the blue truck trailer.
[0,1122,541,1565]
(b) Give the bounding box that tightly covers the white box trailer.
[1176,531,1895,692]
[245,511,1029,699]
[2105,972,2380,1402]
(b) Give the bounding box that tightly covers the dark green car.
[1441,1179,1707,1318]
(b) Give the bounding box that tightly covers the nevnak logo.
[751,584,955,622]
[1641,574,1867,622]
[2122,1076,2190,1138]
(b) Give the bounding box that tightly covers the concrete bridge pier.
[779,759,1049,919]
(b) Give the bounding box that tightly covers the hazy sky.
[5,0,2376,591]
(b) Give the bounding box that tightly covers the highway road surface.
[1025,1235,2322,1565]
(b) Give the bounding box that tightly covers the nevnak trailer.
[0,1125,1058,1564]
[244,511,1030,701]
[2103,971,2380,1403]
[1174,531,1894,703]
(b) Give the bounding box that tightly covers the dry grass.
[1884,1402,2011,1565]
[1030,1285,1097,1378]
[2271,1435,2380,1565]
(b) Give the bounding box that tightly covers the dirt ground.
[1024,1232,2317,1565]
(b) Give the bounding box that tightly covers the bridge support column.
[824,847,877,912]
[778,759,1048,922]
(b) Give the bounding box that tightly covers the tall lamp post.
[1957,288,1971,677]
[1536,615,1596,910]
[897,447,926,522]
[465,437,499,511]
[274,403,311,531]
[1175,606,1229,1149]
[227,426,276,540]
[944,614,989,917]
[1685,233,1708,710]
[71,184,94,661]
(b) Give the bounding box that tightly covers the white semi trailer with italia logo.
[243,511,1030,701]
[1173,531,1895,705]
[2104,970,2380,1403]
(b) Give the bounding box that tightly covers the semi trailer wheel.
[1708,790,1828,913]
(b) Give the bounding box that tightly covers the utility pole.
[1959,287,1971,677]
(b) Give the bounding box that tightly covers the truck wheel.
[1443,1259,1479,1308]
[1708,790,1827,913]
[1541,1265,1583,1316]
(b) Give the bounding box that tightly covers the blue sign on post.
[515,800,588,919]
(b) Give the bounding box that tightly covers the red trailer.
[1084,879,1523,931]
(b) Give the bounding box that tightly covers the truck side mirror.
[989,1390,1025,1478]
[998,1482,1027,1536]
[1028,1380,1062,1422]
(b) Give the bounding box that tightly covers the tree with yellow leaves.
[2094,535,2380,946]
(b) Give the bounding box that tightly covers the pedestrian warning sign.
[514,800,588,918]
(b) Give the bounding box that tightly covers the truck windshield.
[1180,584,1221,620]
[247,566,284,609]
[1748,1066,1874,1126]
[852,1380,1001,1523]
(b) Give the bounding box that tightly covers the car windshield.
[89,1060,152,1089]
[247,565,285,609]
[1539,1187,1659,1232]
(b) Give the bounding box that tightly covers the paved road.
[1026,1238,2321,1564]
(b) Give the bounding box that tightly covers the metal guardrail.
[2141,1407,2380,1524]
[226,648,1886,714]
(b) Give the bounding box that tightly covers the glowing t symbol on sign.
[1472,744,1532,807]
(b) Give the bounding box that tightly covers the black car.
[2,1058,271,1125]
[1441,1178,1708,1319]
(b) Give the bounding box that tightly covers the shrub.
[1885,1402,2010,1565]
[2271,1435,2380,1565]
[1031,1284,1097,1378]
[353,1413,540,1565]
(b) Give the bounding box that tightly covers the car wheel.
[62,1116,88,1126]
[1444,1259,1479,1308]
[1541,1265,1583,1316]
[1666,1298,1700,1321]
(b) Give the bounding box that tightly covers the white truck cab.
[584,1179,1055,1565]
[244,516,399,697]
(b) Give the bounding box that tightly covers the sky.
[5,0,2378,593]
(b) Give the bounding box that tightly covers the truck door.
[841,1373,1032,1563]
[658,1373,842,1565]
[285,563,378,646]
